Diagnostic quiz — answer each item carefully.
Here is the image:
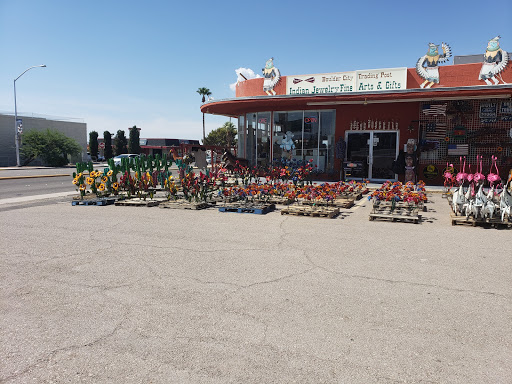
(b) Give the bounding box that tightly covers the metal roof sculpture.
[479,36,509,85]
[416,42,452,89]
[262,58,281,95]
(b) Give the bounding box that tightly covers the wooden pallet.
[300,199,355,209]
[159,201,209,210]
[72,198,116,206]
[213,198,240,205]
[280,206,339,218]
[335,199,355,209]
[114,199,160,207]
[369,204,421,223]
[255,196,295,205]
[338,192,363,200]
[450,213,511,228]
[373,201,426,211]
[218,203,275,215]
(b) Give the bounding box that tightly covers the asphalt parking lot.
[1,193,511,383]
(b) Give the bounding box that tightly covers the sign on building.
[286,67,407,95]
[355,67,407,92]
[287,72,355,95]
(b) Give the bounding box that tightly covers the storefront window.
[303,111,320,167]
[256,112,271,167]
[246,114,257,165]
[272,110,335,172]
[238,115,245,158]
[273,111,303,163]
[240,110,336,172]
[319,110,335,173]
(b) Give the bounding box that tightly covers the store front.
[201,47,512,184]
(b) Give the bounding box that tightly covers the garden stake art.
[72,154,370,211]
[448,155,512,224]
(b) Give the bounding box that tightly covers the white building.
[0,113,87,166]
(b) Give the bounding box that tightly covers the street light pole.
[14,64,46,167]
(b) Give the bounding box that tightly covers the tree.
[89,131,99,160]
[114,130,128,156]
[103,131,113,159]
[204,122,237,148]
[128,126,141,154]
[21,129,82,166]
[197,87,212,143]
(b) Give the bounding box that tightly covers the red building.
[201,58,512,184]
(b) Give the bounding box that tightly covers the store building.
[95,138,201,158]
[201,48,512,184]
[139,138,200,156]
[0,112,87,166]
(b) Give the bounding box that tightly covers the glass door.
[345,132,370,179]
[345,131,398,181]
[371,132,398,181]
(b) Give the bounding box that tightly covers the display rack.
[419,99,512,169]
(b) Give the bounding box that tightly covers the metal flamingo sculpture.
[452,156,468,215]
[499,173,512,222]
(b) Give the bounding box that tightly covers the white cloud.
[229,67,262,92]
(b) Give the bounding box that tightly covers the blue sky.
[0,0,510,140]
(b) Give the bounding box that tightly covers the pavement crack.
[185,276,242,289]
[1,312,128,383]
[276,215,290,250]
[110,239,267,254]
[305,253,510,300]
[242,266,317,289]
[43,277,144,292]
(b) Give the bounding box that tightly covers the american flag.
[422,103,447,116]
[425,122,447,139]
[447,144,469,156]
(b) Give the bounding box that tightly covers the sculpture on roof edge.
[262,58,281,95]
[416,42,452,89]
[479,36,509,85]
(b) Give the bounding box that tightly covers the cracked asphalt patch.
[1,194,511,383]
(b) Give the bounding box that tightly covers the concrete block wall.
[0,113,87,166]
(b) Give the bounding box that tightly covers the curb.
[0,174,71,180]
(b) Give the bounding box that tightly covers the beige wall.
[0,113,87,166]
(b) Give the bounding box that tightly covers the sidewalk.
[0,165,75,180]
[0,191,76,205]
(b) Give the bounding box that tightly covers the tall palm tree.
[197,87,212,143]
